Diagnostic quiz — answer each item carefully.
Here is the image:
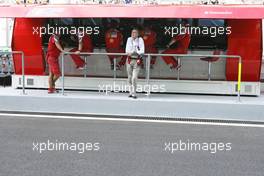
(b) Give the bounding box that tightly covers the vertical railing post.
[146,54,151,97]
[61,53,65,95]
[21,52,25,95]
[237,57,242,102]
[7,54,11,75]
[177,58,181,80]
[113,57,117,82]
[84,56,88,78]
[208,62,211,81]
[0,56,3,75]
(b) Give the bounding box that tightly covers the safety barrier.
[62,52,242,101]
[0,50,25,94]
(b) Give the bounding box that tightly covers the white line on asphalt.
[0,113,264,128]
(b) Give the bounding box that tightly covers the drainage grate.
[26,78,34,86]
[244,85,252,93]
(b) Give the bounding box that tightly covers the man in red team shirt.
[162,20,191,70]
[105,20,126,70]
[142,23,158,69]
[46,33,64,94]
[69,31,94,69]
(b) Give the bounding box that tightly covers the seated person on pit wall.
[161,19,191,70]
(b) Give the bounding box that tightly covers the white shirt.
[125,37,145,55]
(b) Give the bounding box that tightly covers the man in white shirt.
[125,28,145,99]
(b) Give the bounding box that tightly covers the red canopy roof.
[0,4,264,19]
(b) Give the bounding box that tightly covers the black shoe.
[176,64,182,70]
[132,96,137,99]
[128,95,133,98]
[170,64,181,71]
[170,65,176,70]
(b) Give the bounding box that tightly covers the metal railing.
[0,50,25,94]
[62,52,242,101]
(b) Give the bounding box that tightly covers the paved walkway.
[0,87,263,122]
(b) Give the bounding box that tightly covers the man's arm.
[167,38,177,48]
[54,35,64,52]
[55,41,64,52]
[74,42,82,55]
[78,42,83,51]
[78,35,83,51]
[137,37,145,55]
[75,36,83,54]
[125,37,132,56]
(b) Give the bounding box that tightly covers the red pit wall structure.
[11,18,263,80]
[226,19,262,82]
[12,18,46,75]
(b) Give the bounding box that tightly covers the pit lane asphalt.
[0,115,263,176]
